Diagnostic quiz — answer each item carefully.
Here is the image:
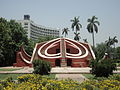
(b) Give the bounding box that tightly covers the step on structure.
[13,38,96,67]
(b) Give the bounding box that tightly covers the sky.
[0,0,120,47]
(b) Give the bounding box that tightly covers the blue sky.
[0,0,120,46]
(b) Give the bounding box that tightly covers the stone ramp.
[56,74,87,83]
[51,67,91,74]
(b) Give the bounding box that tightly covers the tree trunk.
[92,30,95,48]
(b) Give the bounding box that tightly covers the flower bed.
[0,74,120,90]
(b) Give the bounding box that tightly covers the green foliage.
[0,74,120,90]
[94,42,119,60]
[17,74,37,83]
[90,59,117,77]
[24,39,35,55]
[0,17,28,66]
[36,35,56,43]
[94,42,108,59]
[32,59,51,75]
[115,47,120,59]
[0,77,13,88]
[25,36,57,55]
[0,84,4,90]
[108,74,120,81]
[80,79,120,90]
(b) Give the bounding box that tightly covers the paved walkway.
[0,67,120,83]
[56,74,87,83]
[0,67,120,74]
[0,67,34,74]
[51,67,91,74]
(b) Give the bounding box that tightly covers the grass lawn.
[117,68,120,70]
[82,74,95,79]
[0,68,22,71]
[0,74,24,80]
[44,74,56,79]
[0,74,56,80]
[83,73,120,80]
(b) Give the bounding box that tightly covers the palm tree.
[112,36,118,59]
[106,36,118,47]
[71,17,82,33]
[87,16,100,48]
[83,39,88,43]
[106,37,111,47]
[62,28,69,37]
[74,32,80,41]
[105,36,118,59]
[112,36,118,48]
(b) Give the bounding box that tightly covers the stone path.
[55,74,87,83]
[0,67,34,73]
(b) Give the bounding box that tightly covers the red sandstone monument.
[13,38,95,67]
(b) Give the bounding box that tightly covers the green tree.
[71,17,82,41]
[0,18,10,65]
[71,17,82,33]
[25,36,57,56]
[74,32,80,41]
[105,36,118,59]
[111,36,118,48]
[87,16,100,48]
[36,36,56,43]
[95,42,108,59]
[25,39,35,56]
[62,28,69,37]
[115,47,120,59]
[0,18,28,66]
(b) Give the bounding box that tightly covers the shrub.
[32,59,51,75]
[90,59,117,77]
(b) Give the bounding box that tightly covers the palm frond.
[93,24,98,33]
[113,36,118,43]
[87,23,93,33]
[71,23,75,31]
[87,19,91,22]
[93,16,98,20]
[74,32,77,35]
[94,21,100,26]
[78,23,82,28]
[62,30,65,35]
[76,24,80,31]
[114,39,118,43]
[70,20,74,22]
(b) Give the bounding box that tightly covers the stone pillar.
[61,58,67,67]
[60,38,67,67]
